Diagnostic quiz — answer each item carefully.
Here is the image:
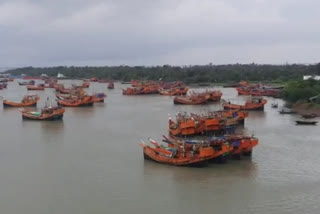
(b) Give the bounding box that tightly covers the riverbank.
[292,102,320,115]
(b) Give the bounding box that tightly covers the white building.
[57,73,65,78]
[303,75,320,80]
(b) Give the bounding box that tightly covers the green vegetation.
[6,63,320,84]
[283,79,320,104]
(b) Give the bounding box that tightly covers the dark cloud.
[0,0,319,66]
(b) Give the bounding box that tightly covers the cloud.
[0,0,319,66]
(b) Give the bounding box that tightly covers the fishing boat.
[92,93,107,102]
[90,78,98,82]
[301,113,317,119]
[295,120,318,125]
[159,87,188,96]
[223,97,267,111]
[279,108,297,114]
[139,138,232,167]
[20,106,65,120]
[55,85,80,94]
[168,110,248,136]
[271,102,278,108]
[163,134,258,160]
[27,84,45,90]
[108,81,114,89]
[173,95,207,105]
[18,80,35,86]
[57,96,94,107]
[2,95,40,107]
[0,83,7,89]
[122,86,159,95]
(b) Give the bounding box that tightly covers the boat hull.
[295,121,318,125]
[173,97,207,105]
[224,105,264,111]
[142,149,209,167]
[3,101,37,107]
[22,114,64,120]
[57,101,94,107]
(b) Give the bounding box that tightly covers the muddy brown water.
[0,80,319,214]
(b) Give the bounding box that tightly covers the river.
[0,80,319,214]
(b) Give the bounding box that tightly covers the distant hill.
[0,67,16,72]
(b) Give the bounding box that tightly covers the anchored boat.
[139,138,232,167]
[173,95,207,105]
[159,87,188,96]
[295,121,318,125]
[20,106,65,120]
[122,86,159,95]
[27,84,45,90]
[3,95,40,107]
[223,97,267,111]
[279,108,297,114]
[163,135,259,160]
[168,110,248,136]
[57,96,94,107]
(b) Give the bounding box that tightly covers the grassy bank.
[282,79,320,113]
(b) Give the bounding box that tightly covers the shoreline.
[292,103,320,115]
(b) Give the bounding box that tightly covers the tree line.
[6,63,320,84]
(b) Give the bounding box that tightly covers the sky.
[0,0,319,67]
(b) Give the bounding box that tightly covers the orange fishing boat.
[223,97,267,110]
[139,138,232,167]
[192,90,222,101]
[159,87,188,96]
[163,134,258,160]
[173,95,207,105]
[55,85,85,94]
[92,93,107,102]
[168,110,248,136]
[3,95,40,107]
[57,96,94,107]
[27,84,45,90]
[20,106,65,120]
[122,86,159,95]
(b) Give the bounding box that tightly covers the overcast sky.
[0,0,319,67]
